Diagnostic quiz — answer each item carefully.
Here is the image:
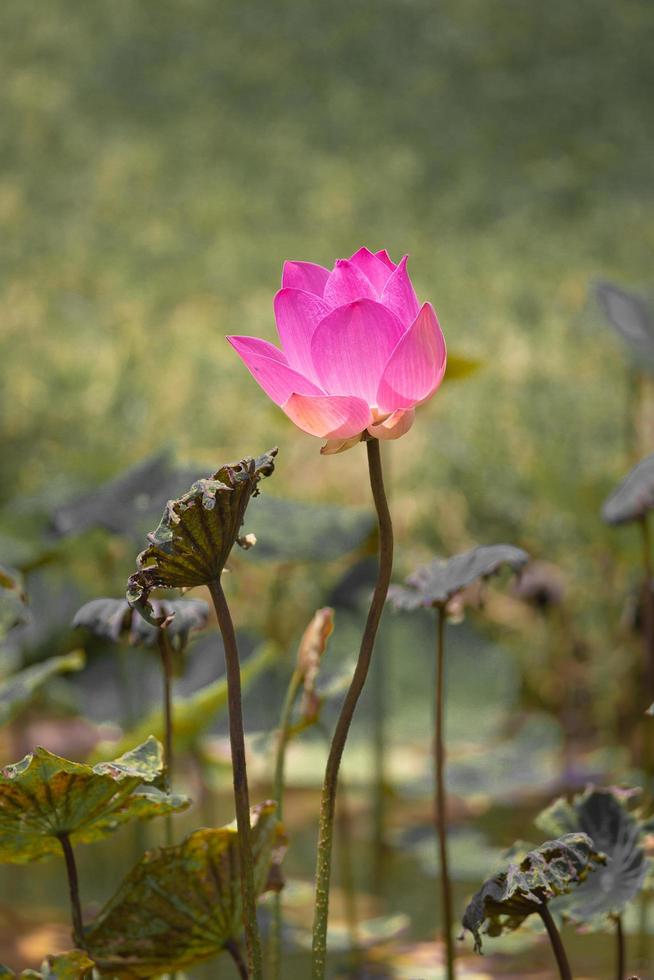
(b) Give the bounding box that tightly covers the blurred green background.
[2,0,653,522]
[2,1,654,976]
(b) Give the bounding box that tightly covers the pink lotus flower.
[228,247,447,453]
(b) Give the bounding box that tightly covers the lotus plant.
[228,248,447,978]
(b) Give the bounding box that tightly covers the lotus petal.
[274,288,331,380]
[282,260,330,297]
[381,255,420,327]
[282,393,372,439]
[377,303,447,412]
[227,336,323,405]
[311,300,405,403]
[323,259,378,307]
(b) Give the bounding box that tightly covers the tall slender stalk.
[371,638,388,895]
[640,514,654,696]
[615,913,625,980]
[434,604,455,979]
[268,666,303,980]
[156,629,175,792]
[156,628,175,847]
[209,578,262,980]
[311,437,393,979]
[537,902,572,980]
[58,832,84,948]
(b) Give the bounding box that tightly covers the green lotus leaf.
[461,833,605,953]
[594,280,654,371]
[0,650,85,727]
[126,449,277,626]
[602,453,654,526]
[389,544,529,610]
[73,596,209,650]
[90,641,277,761]
[535,786,649,925]
[86,801,287,977]
[0,737,189,863]
[248,496,374,563]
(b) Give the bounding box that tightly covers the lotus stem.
[156,629,175,792]
[268,665,303,980]
[316,719,361,962]
[310,437,393,979]
[156,628,175,847]
[209,579,262,980]
[225,939,249,980]
[639,514,654,696]
[434,604,455,979]
[537,902,572,980]
[615,913,625,980]
[58,832,84,949]
[334,766,361,964]
[371,637,388,895]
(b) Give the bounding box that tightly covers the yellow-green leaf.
[0,737,189,863]
[87,801,286,977]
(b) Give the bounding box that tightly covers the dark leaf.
[0,737,189,862]
[535,787,649,923]
[389,544,529,610]
[126,450,277,625]
[50,453,201,540]
[247,496,374,562]
[72,597,209,650]
[0,650,85,726]
[86,801,286,977]
[461,833,605,953]
[91,641,278,760]
[602,453,654,526]
[594,280,654,369]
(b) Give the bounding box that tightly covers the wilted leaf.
[247,496,374,563]
[461,833,605,953]
[86,801,286,977]
[0,737,189,863]
[72,597,209,649]
[0,650,85,726]
[0,565,28,641]
[50,454,200,540]
[602,453,654,526]
[389,544,529,610]
[535,787,649,924]
[126,450,277,625]
[296,607,334,724]
[91,642,278,760]
[594,280,654,369]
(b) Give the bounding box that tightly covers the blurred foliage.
[536,786,650,926]
[1,0,653,747]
